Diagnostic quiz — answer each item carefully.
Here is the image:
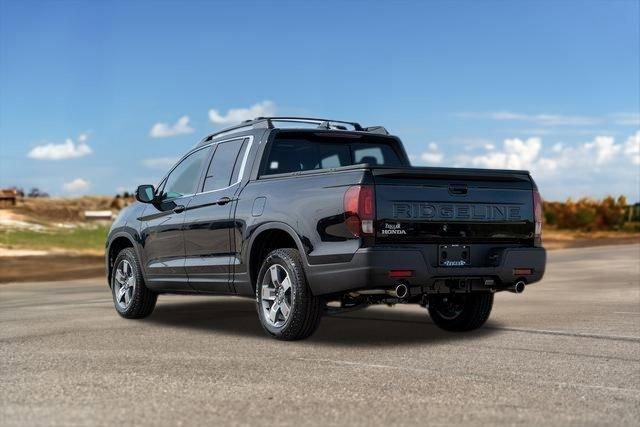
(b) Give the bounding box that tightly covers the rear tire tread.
[256,248,322,341]
[428,293,493,332]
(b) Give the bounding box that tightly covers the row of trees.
[4,187,50,198]
[543,196,638,230]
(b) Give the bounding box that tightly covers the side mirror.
[135,185,156,203]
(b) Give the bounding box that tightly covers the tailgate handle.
[448,184,468,195]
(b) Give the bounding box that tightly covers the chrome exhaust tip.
[394,283,409,299]
[509,280,526,294]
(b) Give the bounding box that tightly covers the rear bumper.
[306,245,546,296]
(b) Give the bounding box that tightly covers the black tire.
[111,248,157,319]
[428,293,493,332]
[255,248,323,341]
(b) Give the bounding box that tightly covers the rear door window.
[202,138,247,192]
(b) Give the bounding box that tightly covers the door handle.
[173,205,186,214]
[215,197,233,206]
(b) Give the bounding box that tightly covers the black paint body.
[106,126,546,298]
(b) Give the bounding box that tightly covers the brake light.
[533,190,543,247]
[344,185,375,237]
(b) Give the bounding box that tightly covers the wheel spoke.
[126,277,135,289]
[122,261,129,277]
[114,269,125,285]
[280,300,290,318]
[269,302,280,323]
[269,265,280,286]
[117,286,126,303]
[262,286,276,301]
[280,276,291,292]
[123,288,131,305]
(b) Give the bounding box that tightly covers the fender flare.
[105,229,144,286]
[245,221,310,279]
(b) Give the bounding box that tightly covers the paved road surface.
[1,245,639,426]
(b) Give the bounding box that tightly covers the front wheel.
[255,248,323,340]
[111,248,157,319]
[428,293,493,332]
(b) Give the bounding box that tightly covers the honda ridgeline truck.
[106,117,546,340]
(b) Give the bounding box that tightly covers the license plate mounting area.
[439,244,470,267]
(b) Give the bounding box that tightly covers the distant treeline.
[544,196,639,231]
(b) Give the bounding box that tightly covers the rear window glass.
[263,134,403,175]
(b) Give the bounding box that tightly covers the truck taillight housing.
[344,185,375,237]
[533,190,543,247]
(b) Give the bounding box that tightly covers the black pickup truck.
[106,117,546,340]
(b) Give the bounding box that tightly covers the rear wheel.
[256,248,323,340]
[428,293,493,332]
[111,248,157,319]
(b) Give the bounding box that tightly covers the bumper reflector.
[513,268,534,276]
[389,270,414,278]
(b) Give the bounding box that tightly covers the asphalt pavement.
[1,244,639,426]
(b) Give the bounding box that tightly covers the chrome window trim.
[236,137,253,183]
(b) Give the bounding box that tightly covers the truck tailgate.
[372,167,535,244]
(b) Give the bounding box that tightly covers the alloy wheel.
[114,259,135,310]
[260,264,293,328]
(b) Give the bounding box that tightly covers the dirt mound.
[10,196,133,223]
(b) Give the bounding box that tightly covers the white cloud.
[466,137,542,170]
[611,113,640,126]
[409,131,640,200]
[28,134,92,160]
[625,130,640,165]
[452,131,640,200]
[208,100,276,125]
[142,157,179,169]
[63,178,90,193]
[419,142,444,164]
[584,136,620,164]
[458,135,630,172]
[150,116,194,138]
[457,111,601,126]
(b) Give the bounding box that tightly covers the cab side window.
[162,147,210,199]
[202,138,247,192]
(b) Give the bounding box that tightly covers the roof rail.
[253,117,365,132]
[203,116,389,142]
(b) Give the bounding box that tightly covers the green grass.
[0,225,109,252]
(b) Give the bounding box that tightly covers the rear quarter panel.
[232,169,367,293]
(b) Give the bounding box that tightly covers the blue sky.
[1,0,638,201]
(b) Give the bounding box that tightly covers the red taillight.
[344,185,375,237]
[533,190,543,247]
